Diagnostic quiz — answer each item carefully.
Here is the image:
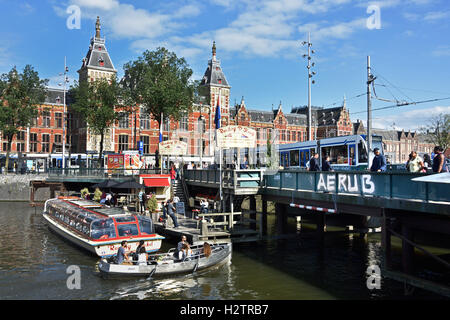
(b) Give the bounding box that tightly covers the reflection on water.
[0,202,443,300]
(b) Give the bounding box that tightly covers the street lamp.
[301,32,317,141]
[58,57,69,169]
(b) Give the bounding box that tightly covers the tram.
[278,134,384,170]
[43,197,164,257]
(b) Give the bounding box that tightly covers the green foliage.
[121,47,196,128]
[146,194,158,213]
[70,77,125,166]
[0,65,48,172]
[93,188,102,202]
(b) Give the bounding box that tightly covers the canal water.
[0,202,445,300]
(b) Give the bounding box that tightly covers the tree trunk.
[4,137,13,175]
[99,131,104,168]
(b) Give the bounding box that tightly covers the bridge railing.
[48,168,169,178]
[184,169,264,189]
[263,170,449,203]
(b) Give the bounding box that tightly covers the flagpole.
[160,112,163,174]
[215,89,223,212]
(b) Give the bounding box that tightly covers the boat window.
[114,216,136,223]
[90,219,117,239]
[137,216,153,234]
[117,223,139,237]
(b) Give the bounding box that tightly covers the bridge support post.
[381,211,392,270]
[275,203,288,235]
[317,212,326,234]
[261,196,268,236]
[249,195,257,230]
[402,224,415,275]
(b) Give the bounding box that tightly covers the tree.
[420,113,450,151]
[122,47,196,143]
[71,77,125,167]
[0,65,48,173]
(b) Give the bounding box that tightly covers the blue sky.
[0,0,449,131]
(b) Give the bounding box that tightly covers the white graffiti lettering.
[317,174,376,194]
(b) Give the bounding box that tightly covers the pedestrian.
[432,146,448,173]
[322,155,333,172]
[406,151,425,173]
[167,198,179,228]
[138,189,146,213]
[200,199,208,214]
[308,152,321,171]
[170,165,176,183]
[370,148,387,172]
[423,154,432,169]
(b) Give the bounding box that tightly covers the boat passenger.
[115,241,129,264]
[175,235,188,258]
[135,240,148,265]
[179,243,193,261]
[203,242,211,258]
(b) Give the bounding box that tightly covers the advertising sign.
[216,125,256,149]
[107,154,124,174]
[159,140,188,155]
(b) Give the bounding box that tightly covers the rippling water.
[0,202,444,300]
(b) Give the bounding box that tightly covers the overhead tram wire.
[321,92,366,108]
[370,67,414,102]
[350,96,450,115]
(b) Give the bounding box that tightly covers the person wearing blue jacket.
[370,148,387,172]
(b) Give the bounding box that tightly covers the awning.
[141,175,170,187]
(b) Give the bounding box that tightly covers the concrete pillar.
[201,219,208,236]
[317,212,326,233]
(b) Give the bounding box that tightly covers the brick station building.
[1,17,355,168]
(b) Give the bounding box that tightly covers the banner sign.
[159,140,188,155]
[107,154,124,174]
[217,125,256,148]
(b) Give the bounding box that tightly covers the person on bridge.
[308,153,321,171]
[322,155,333,172]
[370,148,387,172]
[406,151,425,173]
[432,146,448,173]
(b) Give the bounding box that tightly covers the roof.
[200,42,230,89]
[44,87,74,106]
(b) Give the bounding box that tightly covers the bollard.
[201,219,208,236]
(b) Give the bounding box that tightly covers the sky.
[0,0,449,132]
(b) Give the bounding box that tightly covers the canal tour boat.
[43,197,164,257]
[98,242,232,277]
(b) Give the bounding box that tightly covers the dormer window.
[98,56,104,67]
[218,79,222,84]
[56,96,61,104]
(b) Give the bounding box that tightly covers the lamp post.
[301,32,317,141]
[59,57,69,169]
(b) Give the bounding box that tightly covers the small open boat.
[98,242,232,277]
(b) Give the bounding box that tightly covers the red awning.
[142,177,170,187]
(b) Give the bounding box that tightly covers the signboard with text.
[159,140,188,155]
[216,125,256,149]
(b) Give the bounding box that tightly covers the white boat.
[43,197,164,257]
[98,242,232,277]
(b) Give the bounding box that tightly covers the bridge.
[183,168,450,297]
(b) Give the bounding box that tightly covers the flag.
[214,91,221,129]
[159,112,163,143]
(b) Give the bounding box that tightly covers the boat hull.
[43,213,163,257]
[98,243,232,277]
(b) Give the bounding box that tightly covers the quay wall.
[0,174,49,202]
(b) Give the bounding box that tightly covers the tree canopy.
[420,113,450,152]
[121,47,196,126]
[70,76,125,166]
[0,65,47,172]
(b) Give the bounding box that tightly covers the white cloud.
[432,45,450,57]
[369,106,450,131]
